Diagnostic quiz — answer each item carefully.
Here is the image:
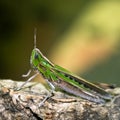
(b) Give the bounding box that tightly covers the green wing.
[53,65,112,100]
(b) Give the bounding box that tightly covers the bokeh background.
[0,1,120,86]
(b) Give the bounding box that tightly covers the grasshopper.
[19,29,112,104]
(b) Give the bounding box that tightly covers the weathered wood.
[0,79,120,120]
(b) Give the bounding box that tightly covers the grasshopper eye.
[34,53,39,59]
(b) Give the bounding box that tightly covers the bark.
[0,79,120,120]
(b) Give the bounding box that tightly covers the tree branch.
[0,79,120,120]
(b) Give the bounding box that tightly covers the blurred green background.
[0,0,120,86]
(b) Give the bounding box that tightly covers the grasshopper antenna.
[34,28,37,49]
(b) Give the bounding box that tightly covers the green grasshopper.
[19,29,112,104]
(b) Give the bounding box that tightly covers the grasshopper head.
[30,48,54,70]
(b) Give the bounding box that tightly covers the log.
[0,79,120,120]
